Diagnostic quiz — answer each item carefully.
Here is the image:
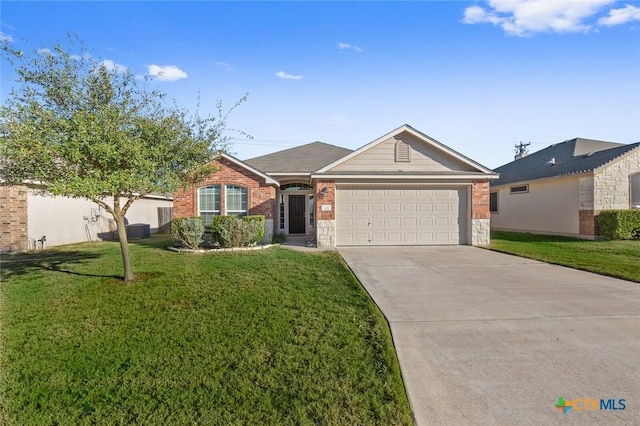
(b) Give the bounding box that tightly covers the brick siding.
[471,180,490,220]
[579,209,600,236]
[173,158,276,219]
[0,185,28,252]
[314,179,336,221]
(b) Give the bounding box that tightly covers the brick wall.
[315,179,336,221]
[471,180,490,219]
[579,209,600,236]
[314,180,336,248]
[0,185,28,252]
[173,158,276,220]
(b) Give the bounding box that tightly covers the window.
[631,173,640,209]
[308,195,315,227]
[226,185,248,217]
[281,183,313,190]
[490,192,498,213]
[279,194,285,229]
[198,185,220,228]
[510,185,529,194]
[395,140,411,163]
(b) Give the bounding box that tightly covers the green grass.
[0,236,414,425]
[490,231,640,282]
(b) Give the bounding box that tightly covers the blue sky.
[1,1,639,168]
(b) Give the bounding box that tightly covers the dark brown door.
[288,195,305,234]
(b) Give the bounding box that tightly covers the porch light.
[322,187,328,196]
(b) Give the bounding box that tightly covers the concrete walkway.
[338,246,640,426]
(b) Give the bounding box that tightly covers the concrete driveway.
[338,246,640,425]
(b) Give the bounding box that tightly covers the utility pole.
[514,141,531,160]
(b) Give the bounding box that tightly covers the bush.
[210,215,265,248]
[596,210,640,240]
[243,215,265,243]
[272,233,287,244]
[171,217,205,249]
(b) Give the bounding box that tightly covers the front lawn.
[0,236,414,425]
[490,231,640,282]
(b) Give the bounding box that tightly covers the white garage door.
[336,186,467,246]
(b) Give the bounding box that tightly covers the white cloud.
[463,0,615,36]
[337,42,362,52]
[37,48,52,55]
[598,4,640,26]
[148,64,188,81]
[0,31,12,42]
[275,70,303,80]
[215,61,233,71]
[100,59,127,73]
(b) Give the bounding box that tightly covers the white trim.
[219,153,279,186]
[315,124,496,175]
[312,174,499,180]
[265,172,311,177]
[225,184,249,217]
[334,182,473,187]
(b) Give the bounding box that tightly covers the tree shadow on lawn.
[491,231,587,243]
[0,250,120,281]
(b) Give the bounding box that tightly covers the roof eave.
[311,173,499,180]
[315,124,496,174]
[220,153,280,186]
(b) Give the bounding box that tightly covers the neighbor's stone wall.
[315,179,336,248]
[593,148,640,211]
[578,176,598,238]
[576,148,640,238]
[173,158,276,242]
[0,185,28,252]
[471,180,490,245]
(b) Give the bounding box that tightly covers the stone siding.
[593,148,640,211]
[471,180,491,245]
[471,219,490,246]
[314,180,336,247]
[316,220,336,248]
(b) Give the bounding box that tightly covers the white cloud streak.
[148,64,188,81]
[598,4,640,26]
[462,0,615,36]
[337,42,362,52]
[275,70,303,80]
[100,59,127,73]
[0,31,13,42]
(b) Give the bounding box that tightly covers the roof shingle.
[244,142,353,173]
[493,138,640,186]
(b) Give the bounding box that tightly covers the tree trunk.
[113,212,134,281]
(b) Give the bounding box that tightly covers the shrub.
[597,210,640,240]
[211,215,266,247]
[243,215,265,243]
[272,233,287,244]
[171,217,205,249]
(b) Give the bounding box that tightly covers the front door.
[288,195,305,234]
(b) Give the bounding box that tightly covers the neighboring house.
[0,185,172,252]
[490,138,640,239]
[174,124,498,248]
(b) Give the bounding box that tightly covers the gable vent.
[395,140,411,163]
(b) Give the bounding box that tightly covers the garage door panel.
[387,202,401,212]
[337,186,467,246]
[388,217,402,227]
